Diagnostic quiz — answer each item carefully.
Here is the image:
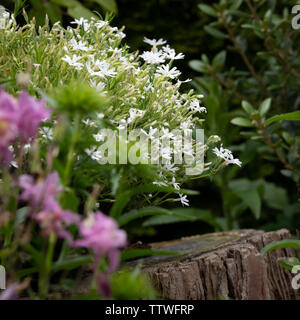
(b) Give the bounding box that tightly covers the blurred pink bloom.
[36,201,80,243]
[96,273,111,298]
[0,89,51,166]
[17,91,50,142]
[74,212,127,272]
[0,90,18,147]
[19,172,62,209]
[0,283,19,300]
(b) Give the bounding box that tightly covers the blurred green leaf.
[265,111,300,126]
[261,239,300,255]
[242,101,255,114]
[277,257,300,271]
[231,117,253,127]
[117,206,196,227]
[198,4,218,17]
[93,0,117,13]
[204,26,227,39]
[259,98,272,117]
[212,51,226,69]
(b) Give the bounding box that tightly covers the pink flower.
[74,212,127,272]
[0,90,51,166]
[35,200,80,243]
[0,283,19,300]
[19,172,62,210]
[19,172,80,242]
[17,91,50,142]
[0,90,18,147]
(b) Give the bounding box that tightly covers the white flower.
[140,50,165,64]
[160,146,173,160]
[189,99,207,113]
[213,145,242,167]
[95,21,109,29]
[70,38,92,52]
[87,60,116,78]
[178,193,189,207]
[93,132,104,142]
[62,54,83,70]
[143,37,167,47]
[85,147,103,162]
[82,119,96,127]
[163,163,179,173]
[90,80,106,91]
[40,127,53,140]
[162,46,185,60]
[127,108,145,124]
[71,18,88,26]
[153,181,168,187]
[70,18,90,30]
[156,64,181,79]
[171,177,180,190]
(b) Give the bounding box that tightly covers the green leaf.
[198,4,218,17]
[67,2,98,20]
[143,208,222,230]
[230,0,243,10]
[117,206,195,227]
[204,26,227,39]
[231,117,253,127]
[241,101,255,114]
[263,182,288,210]
[52,256,93,273]
[110,184,198,219]
[261,239,300,255]
[121,249,179,261]
[189,60,207,73]
[259,98,272,117]
[265,111,300,126]
[277,257,300,271]
[59,189,79,212]
[212,51,226,69]
[93,0,117,13]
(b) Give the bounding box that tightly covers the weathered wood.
[130,229,300,300]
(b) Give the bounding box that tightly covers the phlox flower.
[143,37,167,47]
[155,65,181,79]
[62,54,83,70]
[213,144,242,167]
[140,50,165,64]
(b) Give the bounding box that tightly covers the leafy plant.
[190,0,300,231]
[3,0,118,26]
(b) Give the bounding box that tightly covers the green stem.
[63,113,80,186]
[38,232,57,299]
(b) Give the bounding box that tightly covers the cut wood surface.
[129,229,300,300]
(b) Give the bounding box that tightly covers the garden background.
[0,0,299,300]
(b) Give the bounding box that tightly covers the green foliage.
[3,0,117,25]
[190,0,300,231]
[111,268,157,300]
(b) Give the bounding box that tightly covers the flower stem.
[38,232,56,299]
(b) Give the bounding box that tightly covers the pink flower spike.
[19,172,62,209]
[74,212,127,272]
[0,90,18,147]
[17,91,51,142]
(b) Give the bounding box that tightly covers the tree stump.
[129,229,300,300]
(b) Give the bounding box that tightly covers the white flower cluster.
[1,16,241,207]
